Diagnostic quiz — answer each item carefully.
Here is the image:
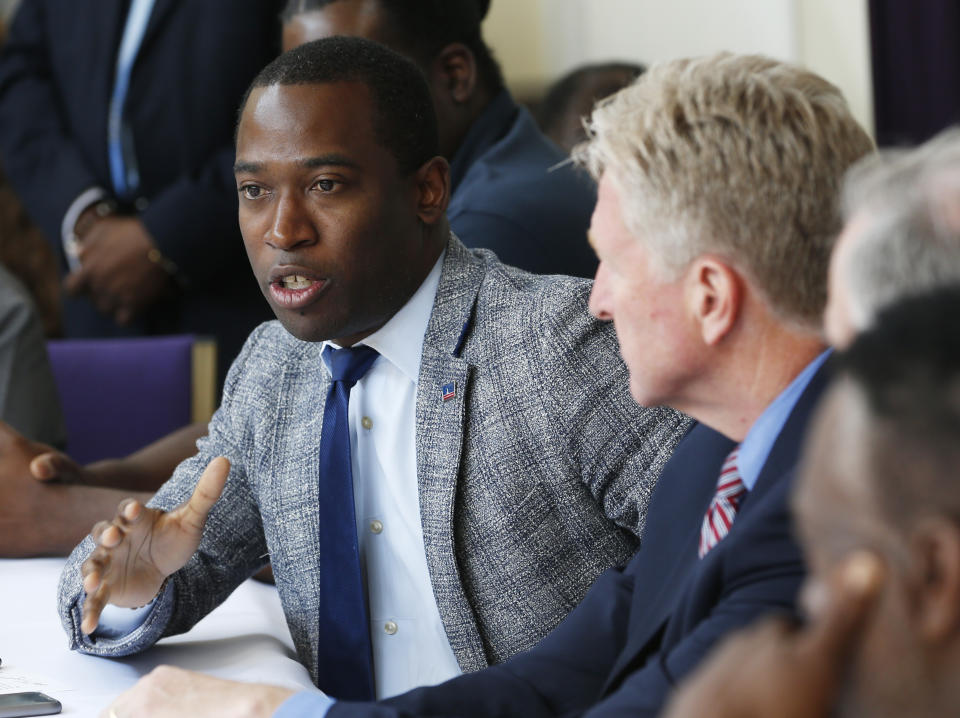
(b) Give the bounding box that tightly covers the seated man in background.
[663,126,960,718]
[58,35,685,706]
[282,0,599,277]
[90,52,873,717]
[665,290,960,718]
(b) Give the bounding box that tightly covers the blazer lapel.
[602,426,734,692]
[415,236,489,671]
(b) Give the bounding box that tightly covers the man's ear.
[413,156,450,226]
[431,43,477,104]
[685,256,742,346]
[907,518,960,644]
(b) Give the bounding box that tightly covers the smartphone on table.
[0,692,62,717]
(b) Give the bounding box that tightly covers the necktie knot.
[322,345,379,388]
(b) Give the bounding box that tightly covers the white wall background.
[485,0,874,135]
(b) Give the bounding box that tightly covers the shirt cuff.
[273,691,336,718]
[61,187,108,272]
[91,580,174,640]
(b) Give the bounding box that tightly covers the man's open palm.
[80,457,230,634]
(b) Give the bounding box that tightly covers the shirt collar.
[737,348,832,491]
[323,251,445,385]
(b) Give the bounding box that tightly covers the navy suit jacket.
[448,90,598,279]
[330,366,828,718]
[0,0,279,372]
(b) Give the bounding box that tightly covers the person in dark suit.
[664,291,960,718]
[0,0,281,381]
[281,0,599,278]
[663,130,960,718]
[78,52,875,717]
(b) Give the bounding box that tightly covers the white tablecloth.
[0,558,315,716]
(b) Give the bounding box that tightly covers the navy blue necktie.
[317,344,380,700]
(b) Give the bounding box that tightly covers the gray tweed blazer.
[58,236,690,684]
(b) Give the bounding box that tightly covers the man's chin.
[628,381,659,408]
[273,311,335,344]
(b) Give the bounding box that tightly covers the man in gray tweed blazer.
[59,36,687,712]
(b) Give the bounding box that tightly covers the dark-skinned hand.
[66,215,172,325]
[0,421,154,556]
[663,551,885,718]
[80,456,229,634]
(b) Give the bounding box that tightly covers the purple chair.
[46,335,216,464]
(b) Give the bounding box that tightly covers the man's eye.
[314,179,336,192]
[240,185,265,199]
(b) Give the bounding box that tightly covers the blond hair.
[575,53,875,328]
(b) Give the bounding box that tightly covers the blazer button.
[370,519,384,534]
[361,416,373,430]
[134,197,150,211]
[384,621,398,635]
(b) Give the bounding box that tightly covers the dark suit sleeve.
[330,566,636,718]
[0,1,102,248]
[452,209,598,278]
[138,143,242,279]
[453,210,547,273]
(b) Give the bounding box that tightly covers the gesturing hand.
[80,456,230,634]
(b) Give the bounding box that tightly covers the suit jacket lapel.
[136,0,177,59]
[415,236,489,671]
[602,425,734,692]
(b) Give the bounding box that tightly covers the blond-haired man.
[100,53,874,718]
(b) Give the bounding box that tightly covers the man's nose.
[265,194,316,251]
[588,262,613,321]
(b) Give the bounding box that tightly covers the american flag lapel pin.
[441,381,457,402]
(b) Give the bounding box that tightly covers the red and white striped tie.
[698,447,747,558]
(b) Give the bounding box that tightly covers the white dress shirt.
[97,251,461,699]
[325,250,461,698]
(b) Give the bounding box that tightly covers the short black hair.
[281,0,504,96]
[240,36,438,175]
[537,62,646,137]
[838,287,960,526]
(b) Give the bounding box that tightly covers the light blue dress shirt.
[736,349,831,491]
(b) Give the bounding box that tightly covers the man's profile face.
[234,81,428,344]
[587,174,699,411]
[794,382,921,718]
